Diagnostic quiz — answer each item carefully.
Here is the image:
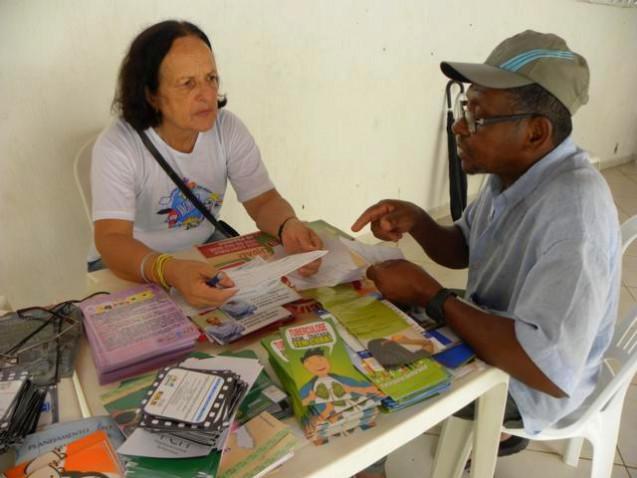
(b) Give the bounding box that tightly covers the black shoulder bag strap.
[137,130,239,238]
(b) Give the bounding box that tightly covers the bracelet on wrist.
[139,252,156,283]
[277,216,297,243]
[152,253,173,290]
[424,287,457,324]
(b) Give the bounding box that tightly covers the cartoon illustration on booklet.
[298,348,378,407]
[5,430,123,478]
[280,320,384,412]
[262,323,384,444]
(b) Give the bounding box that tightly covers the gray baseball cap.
[440,30,589,115]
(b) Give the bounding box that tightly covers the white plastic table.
[76,248,509,478]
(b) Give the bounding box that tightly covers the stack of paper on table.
[403,305,477,370]
[185,250,327,345]
[78,285,200,384]
[186,225,409,346]
[187,258,298,346]
[217,350,291,425]
[217,411,297,478]
[100,372,221,478]
[333,314,452,412]
[135,365,249,448]
[262,319,384,445]
[4,430,123,478]
[302,284,452,411]
[114,354,263,477]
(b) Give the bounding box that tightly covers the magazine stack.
[78,284,200,384]
[262,318,385,445]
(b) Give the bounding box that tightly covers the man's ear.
[526,116,553,151]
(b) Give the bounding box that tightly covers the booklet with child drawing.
[262,318,385,444]
[278,319,384,408]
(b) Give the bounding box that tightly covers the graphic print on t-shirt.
[157,178,223,230]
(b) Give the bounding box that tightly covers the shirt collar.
[488,136,577,220]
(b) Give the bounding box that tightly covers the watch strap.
[424,288,457,324]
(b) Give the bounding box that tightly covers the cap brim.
[441,61,534,89]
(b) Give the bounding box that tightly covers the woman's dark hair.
[112,20,227,131]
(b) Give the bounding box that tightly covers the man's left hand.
[367,259,440,306]
[281,218,324,276]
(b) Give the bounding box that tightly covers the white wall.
[1,0,636,308]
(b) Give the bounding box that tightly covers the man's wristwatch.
[424,288,457,324]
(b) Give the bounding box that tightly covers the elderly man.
[353,30,620,477]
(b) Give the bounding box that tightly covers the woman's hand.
[163,259,236,308]
[280,218,324,276]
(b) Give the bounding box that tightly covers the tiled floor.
[385,161,637,478]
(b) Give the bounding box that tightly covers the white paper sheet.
[283,237,366,290]
[225,250,327,290]
[118,428,214,458]
[180,355,263,387]
[339,237,405,264]
[118,356,263,459]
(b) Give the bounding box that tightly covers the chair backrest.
[73,137,97,231]
[574,307,637,421]
[621,214,637,254]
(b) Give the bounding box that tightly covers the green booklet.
[308,305,451,403]
[261,333,380,444]
[278,319,384,408]
[100,372,157,437]
[302,285,452,397]
[125,453,221,478]
[261,334,305,419]
[219,349,291,424]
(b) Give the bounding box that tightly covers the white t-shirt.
[89,109,274,260]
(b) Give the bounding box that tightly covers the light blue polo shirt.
[456,137,621,434]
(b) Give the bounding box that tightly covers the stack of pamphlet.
[334,317,453,412]
[218,350,291,425]
[113,353,263,477]
[303,285,453,411]
[405,304,477,370]
[100,372,223,478]
[135,365,249,448]
[262,319,385,445]
[217,411,297,478]
[188,250,326,345]
[0,371,46,453]
[4,429,123,478]
[78,284,200,384]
